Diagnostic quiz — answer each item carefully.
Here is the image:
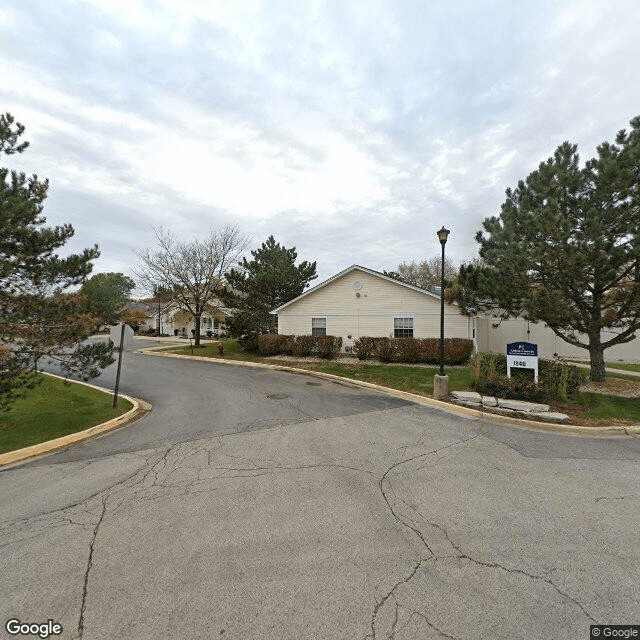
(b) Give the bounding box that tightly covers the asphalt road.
[1,339,639,640]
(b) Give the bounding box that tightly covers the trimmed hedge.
[290,335,317,357]
[258,333,294,356]
[257,334,342,360]
[317,336,343,360]
[353,337,474,365]
[470,352,587,402]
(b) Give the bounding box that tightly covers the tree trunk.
[588,334,606,382]
[194,314,201,347]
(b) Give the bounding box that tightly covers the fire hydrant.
[217,342,224,356]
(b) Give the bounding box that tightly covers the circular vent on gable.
[353,280,363,290]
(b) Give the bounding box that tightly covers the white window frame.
[393,317,414,338]
[311,317,327,337]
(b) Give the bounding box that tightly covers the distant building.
[272,265,475,351]
[123,299,232,337]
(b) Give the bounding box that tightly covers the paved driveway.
[1,340,639,639]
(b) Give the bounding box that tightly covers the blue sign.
[506,342,538,357]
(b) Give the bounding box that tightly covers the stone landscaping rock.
[451,391,482,403]
[497,399,550,413]
[539,412,571,423]
[451,392,571,425]
[490,407,518,417]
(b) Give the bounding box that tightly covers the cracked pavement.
[1,339,639,639]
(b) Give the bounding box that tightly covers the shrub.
[238,332,260,352]
[258,333,294,356]
[353,337,378,360]
[469,352,587,402]
[417,339,440,363]
[375,338,395,363]
[317,336,343,360]
[443,338,474,365]
[539,357,588,401]
[392,338,422,363]
[352,337,474,364]
[291,335,318,357]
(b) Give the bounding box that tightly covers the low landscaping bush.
[317,336,343,360]
[238,332,260,352]
[442,338,475,365]
[376,338,395,363]
[393,338,422,363]
[352,337,473,365]
[258,334,343,359]
[469,352,587,402]
[353,337,380,360]
[258,333,294,356]
[291,335,318,357]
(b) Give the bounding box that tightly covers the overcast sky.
[2,0,639,290]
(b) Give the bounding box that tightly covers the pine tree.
[0,113,114,406]
[80,272,136,328]
[222,236,317,336]
[458,116,640,381]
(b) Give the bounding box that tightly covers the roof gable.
[272,264,442,313]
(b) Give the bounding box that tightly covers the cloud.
[1,0,639,287]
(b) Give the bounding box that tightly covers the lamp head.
[437,226,450,246]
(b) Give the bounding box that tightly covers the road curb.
[139,347,640,438]
[0,373,151,469]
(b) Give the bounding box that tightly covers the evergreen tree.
[458,116,640,381]
[222,236,317,336]
[0,113,114,406]
[80,272,136,328]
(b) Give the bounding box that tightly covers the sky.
[2,0,639,292]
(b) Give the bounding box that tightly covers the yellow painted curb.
[139,347,640,438]
[0,373,151,468]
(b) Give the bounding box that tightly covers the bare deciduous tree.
[133,225,248,346]
[389,257,457,292]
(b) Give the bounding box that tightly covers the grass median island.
[165,338,257,361]
[576,393,640,422]
[317,362,474,395]
[0,374,133,455]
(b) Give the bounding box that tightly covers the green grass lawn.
[166,338,258,361]
[604,362,640,373]
[569,360,640,374]
[317,362,474,395]
[571,393,640,422]
[0,374,133,455]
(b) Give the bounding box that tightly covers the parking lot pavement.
[2,347,639,639]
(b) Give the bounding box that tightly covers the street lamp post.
[434,226,450,399]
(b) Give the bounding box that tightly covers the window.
[311,317,326,337]
[394,317,413,338]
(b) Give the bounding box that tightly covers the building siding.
[277,268,472,348]
[476,316,640,362]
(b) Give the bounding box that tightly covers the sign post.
[110,323,134,408]
[506,341,539,383]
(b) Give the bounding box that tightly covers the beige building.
[123,301,230,337]
[272,265,475,351]
[476,316,640,363]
